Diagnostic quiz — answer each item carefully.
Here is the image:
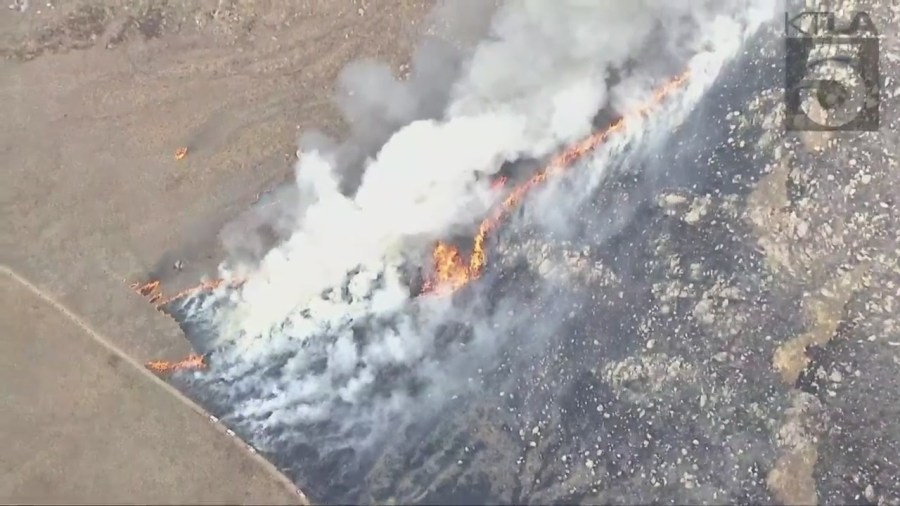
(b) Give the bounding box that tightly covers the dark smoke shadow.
[157,29,789,506]
[353,32,787,505]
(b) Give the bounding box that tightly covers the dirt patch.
[0,0,430,397]
[8,3,110,60]
[3,1,430,61]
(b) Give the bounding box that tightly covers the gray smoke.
[302,0,503,195]
[181,0,781,500]
[218,1,501,269]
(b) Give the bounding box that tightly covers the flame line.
[423,70,691,294]
[128,277,244,373]
[130,277,245,309]
[128,70,691,370]
[145,353,207,374]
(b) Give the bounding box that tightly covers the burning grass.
[129,69,692,374]
[422,70,691,294]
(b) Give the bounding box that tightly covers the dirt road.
[1,1,426,502]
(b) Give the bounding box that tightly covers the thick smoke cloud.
[217,1,500,268]
[184,0,780,490]
[321,0,502,195]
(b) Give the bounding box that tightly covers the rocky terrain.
[354,2,900,504]
[4,0,897,504]
[160,2,898,503]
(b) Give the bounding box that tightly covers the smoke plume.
[179,0,780,497]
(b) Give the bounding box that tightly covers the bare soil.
[0,1,427,502]
[1,0,429,361]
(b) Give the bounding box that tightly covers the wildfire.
[423,70,691,294]
[146,353,206,374]
[129,279,221,374]
[128,71,691,372]
[130,277,243,309]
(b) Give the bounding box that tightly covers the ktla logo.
[784,11,880,131]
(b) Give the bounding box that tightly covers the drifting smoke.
[178,0,779,496]
[313,0,502,195]
[217,1,501,266]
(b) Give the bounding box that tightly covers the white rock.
[795,220,809,239]
[865,484,876,501]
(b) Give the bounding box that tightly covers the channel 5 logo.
[784,11,880,131]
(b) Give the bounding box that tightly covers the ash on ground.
[360,6,899,504]
[166,2,899,504]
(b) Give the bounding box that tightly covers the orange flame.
[423,70,691,294]
[130,280,222,374]
[130,277,244,309]
[153,278,231,307]
[129,276,245,371]
[146,353,206,374]
[131,280,161,297]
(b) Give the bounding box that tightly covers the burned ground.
[158,5,900,504]
[4,0,898,504]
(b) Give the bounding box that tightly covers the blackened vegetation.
[170,36,786,504]
[156,26,898,505]
[801,285,900,505]
[788,331,883,506]
[359,37,793,505]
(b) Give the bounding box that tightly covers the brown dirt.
[1,0,429,360]
[0,1,428,501]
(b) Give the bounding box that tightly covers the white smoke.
[190,0,779,456]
